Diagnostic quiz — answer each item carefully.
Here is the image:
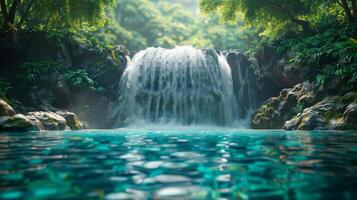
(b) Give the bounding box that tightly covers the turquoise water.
[0,129,357,200]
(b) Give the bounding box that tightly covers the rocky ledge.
[0,98,84,132]
[251,81,357,130]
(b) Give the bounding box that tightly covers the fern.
[64,69,105,92]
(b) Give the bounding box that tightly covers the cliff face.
[0,30,128,129]
[225,50,258,119]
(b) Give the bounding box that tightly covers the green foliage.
[64,69,104,92]
[0,0,115,31]
[18,61,60,81]
[271,19,357,91]
[96,0,259,51]
[295,102,304,114]
[200,0,320,35]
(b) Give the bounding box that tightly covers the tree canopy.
[0,0,115,31]
[199,0,357,37]
[96,0,259,51]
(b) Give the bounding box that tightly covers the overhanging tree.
[334,0,357,26]
[199,0,320,35]
[0,0,115,31]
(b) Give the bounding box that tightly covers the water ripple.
[0,130,357,199]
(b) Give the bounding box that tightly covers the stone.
[251,81,326,129]
[56,111,83,130]
[26,111,68,130]
[342,103,357,129]
[283,93,357,130]
[0,98,16,116]
[0,114,43,132]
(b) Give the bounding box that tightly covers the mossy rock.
[0,114,43,132]
[0,98,16,117]
[56,111,83,130]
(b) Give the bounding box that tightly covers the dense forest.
[0,0,357,130]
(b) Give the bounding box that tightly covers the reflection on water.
[0,130,357,199]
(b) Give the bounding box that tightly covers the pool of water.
[0,129,357,199]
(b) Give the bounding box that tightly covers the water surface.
[0,129,357,199]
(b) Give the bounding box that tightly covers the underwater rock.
[0,98,16,117]
[0,114,43,131]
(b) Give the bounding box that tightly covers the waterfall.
[110,46,256,127]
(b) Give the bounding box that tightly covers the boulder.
[0,98,16,116]
[251,81,318,129]
[0,114,43,132]
[26,111,68,130]
[56,111,83,130]
[284,92,357,130]
[342,103,357,129]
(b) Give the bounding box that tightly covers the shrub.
[64,69,105,92]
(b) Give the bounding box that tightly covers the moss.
[255,104,273,118]
[341,92,357,103]
[321,110,343,121]
[72,119,82,130]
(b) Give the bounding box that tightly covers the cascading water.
[110,46,258,127]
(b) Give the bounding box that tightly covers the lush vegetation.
[0,0,115,31]
[1,0,356,100]
[96,0,259,51]
[201,0,357,91]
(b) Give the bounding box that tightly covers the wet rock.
[254,47,311,101]
[26,111,68,130]
[225,50,258,118]
[0,114,43,132]
[56,111,83,130]
[0,98,16,116]
[284,92,357,130]
[342,103,357,129]
[251,81,318,129]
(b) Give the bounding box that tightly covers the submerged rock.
[0,114,43,131]
[0,98,16,117]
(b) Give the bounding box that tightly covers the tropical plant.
[64,69,104,92]
[18,61,60,81]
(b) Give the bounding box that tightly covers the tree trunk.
[340,0,354,25]
[8,0,20,25]
[269,1,314,34]
[0,0,9,27]
[289,16,314,34]
[351,0,357,23]
[18,0,35,27]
